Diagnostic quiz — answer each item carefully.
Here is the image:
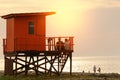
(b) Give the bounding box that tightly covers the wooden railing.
[3,37,74,52]
[46,37,74,51]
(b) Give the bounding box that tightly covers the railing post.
[14,38,16,52]
[53,37,56,51]
[69,37,74,50]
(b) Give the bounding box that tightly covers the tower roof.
[1,12,56,19]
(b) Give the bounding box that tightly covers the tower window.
[28,22,34,34]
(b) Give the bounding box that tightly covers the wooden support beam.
[70,52,72,75]
[4,50,73,75]
[15,55,17,75]
[25,55,27,75]
[36,55,38,75]
[45,55,47,74]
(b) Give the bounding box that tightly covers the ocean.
[0,56,120,74]
[64,56,120,74]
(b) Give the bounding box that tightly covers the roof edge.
[1,12,56,19]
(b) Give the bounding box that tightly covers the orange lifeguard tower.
[2,12,74,75]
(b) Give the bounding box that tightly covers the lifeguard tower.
[2,12,74,75]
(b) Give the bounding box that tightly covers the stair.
[57,52,69,73]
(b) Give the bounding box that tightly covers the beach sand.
[0,70,120,80]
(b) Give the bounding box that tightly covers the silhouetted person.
[97,67,101,73]
[82,70,85,73]
[64,38,70,50]
[56,38,64,50]
[48,38,52,51]
[93,65,96,74]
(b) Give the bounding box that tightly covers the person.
[56,38,64,50]
[64,38,70,50]
[48,38,52,51]
[93,65,96,74]
[97,67,101,73]
[82,70,85,73]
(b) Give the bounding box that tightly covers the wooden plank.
[4,57,13,75]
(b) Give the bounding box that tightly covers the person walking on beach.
[97,67,101,73]
[93,65,96,74]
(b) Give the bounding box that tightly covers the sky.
[0,0,120,58]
